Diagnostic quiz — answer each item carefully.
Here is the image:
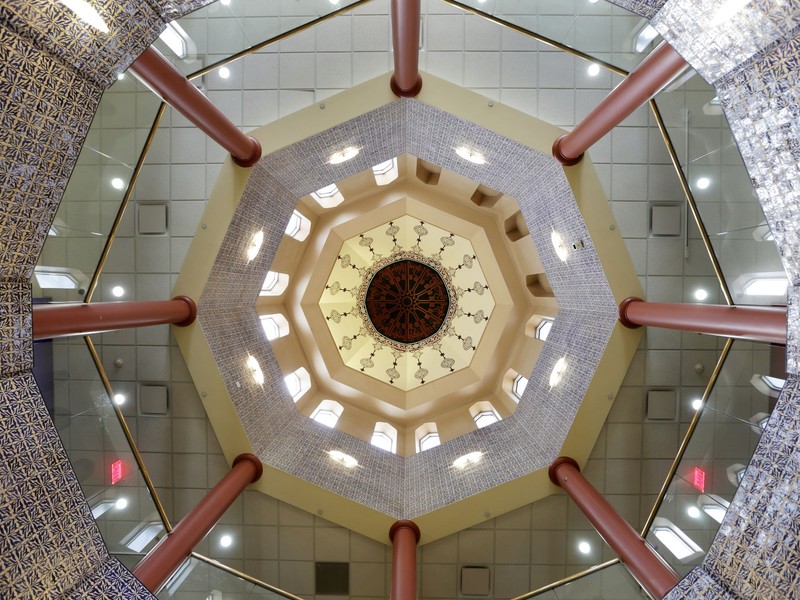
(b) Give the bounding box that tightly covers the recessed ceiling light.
[246,230,264,261]
[551,231,569,262]
[221,0,231,4]
[111,177,125,190]
[696,177,711,190]
[111,285,125,297]
[549,357,567,387]
[587,63,600,77]
[246,354,264,385]
[691,398,703,411]
[113,393,126,405]
[694,288,708,301]
[578,541,591,554]
[59,0,109,33]
[687,506,701,519]
[328,147,359,165]
[114,497,128,510]
[455,146,486,164]
[588,0,599,3]
[328,450,359,468]
[117,73,125,80]
[742,277,788,296]
[220,534,233,548]
[218,66,231,79]
[453,451,483,469]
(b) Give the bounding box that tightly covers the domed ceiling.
[321,215,495,391]
[173,73,643,543]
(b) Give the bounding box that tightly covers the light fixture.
[116,73,125,81]
[693,289,708,301]
[218,66,231,79]
[587,63,600,77]
[221,0,231,4]
[696,177,711,190]
[742,277,788,296]
[453,451,483,469]
[551,230,569,262]
[59,0,109,33]
[687,506,701,519]
[246,230,264,261]
[328,450,358,468]
[549,357,567,387]
[220,534,233,548]
[691,398,703,411]
[111,177,125,190]
[115,497,129,510]
[455,146,486,165]
[653,519,702,561]
[246,354,264,385]
[578,541,591,554]
[328,147,359,165]
[111,285,125,297]
[158,21,192,59]
[113,393,126,405]
[634,24,659,53]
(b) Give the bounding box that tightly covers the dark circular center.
[365,260,449,344]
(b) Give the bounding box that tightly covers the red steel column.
[390,0,422,97]
[130,47,261,167]
[134,453,263,592]
[619,296,787,345]
[553,42,687,165]
[32,296,197,340]
[549,458,679,599]
[389,520,420,600]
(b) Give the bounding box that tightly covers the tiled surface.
[0,281,31,377]
[605,0,667,19]
[199,99,618,518]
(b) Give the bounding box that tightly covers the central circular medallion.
[365,260,450,344]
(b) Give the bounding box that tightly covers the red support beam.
[130,47,261,167]
[390,0,422,97]
[619,296,787,345]
[553,42,688,165]
[549,458,679,599]
[32,296,197,340]
[389,520,420,600]
[133,454,263,593]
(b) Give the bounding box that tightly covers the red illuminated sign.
[691,466,706,493]
[111,460,123,485]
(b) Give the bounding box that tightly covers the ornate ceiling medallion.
[320,215,495,391]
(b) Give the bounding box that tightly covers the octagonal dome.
[173,73,643,543]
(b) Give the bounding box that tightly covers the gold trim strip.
[511,559,621,599]
[188,0,376,80]
[190,552,306,600]
[84,102,167,304]
[639,337,734,535]
[440,0,630,77]
[84,335,174,532]
[648,100,734,306]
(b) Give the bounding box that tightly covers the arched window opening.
[260,271,289,296]
[470,402,500,429]
[415,423,440,452]
[311,183,344,208]
[284,367,311,402]
[285,210,311,241]
[513,374,529,400]
[311,400,344,428]
[371,422,397,453]
[259,313,289,340]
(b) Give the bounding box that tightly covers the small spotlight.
[221,0,231,4]
[692,398,703,411]
[111,177,125,190]
[328,147,359,165]
[218,66,231,79]
[694,289,708,301]
[578,541,591,554]
[113,393,126,405]
[696,177,711,190]
[115,498,129,510]
[687,506,701,519]
[220,534,233,548]
[587,63,600,77]
[111,285,125,297]
[455,146,486,165]
[117,73,125,80]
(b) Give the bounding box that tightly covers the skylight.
[311,400,343,428]
[260,271,289,296]
[310,183,345,208]
[259,314,290,341]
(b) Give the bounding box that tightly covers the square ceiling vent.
[461,566,491,596]
[315,562,349,595]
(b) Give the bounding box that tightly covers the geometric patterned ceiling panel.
[196,92,622,524]
[321,215,495,391]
